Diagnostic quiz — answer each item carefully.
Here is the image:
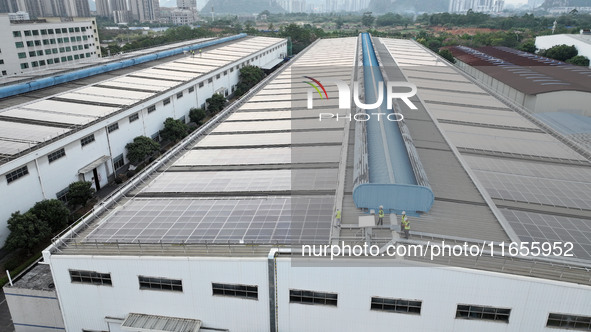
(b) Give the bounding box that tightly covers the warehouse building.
[0,35,288,245]
[4,34,591,332]
[447,44,591,152]
[536,31,591,68]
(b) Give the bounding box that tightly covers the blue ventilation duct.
[0,34,247,99]
[352,33,434,216]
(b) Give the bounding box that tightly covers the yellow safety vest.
[402,215,410,230]
[378,209,384,218]
[335,210,341,219]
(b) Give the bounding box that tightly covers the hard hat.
[379,205,383,208]
[402,211,406,215]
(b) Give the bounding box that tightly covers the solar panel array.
[0,36,283,158]
[84,38,359,245]
[381,38,591,261]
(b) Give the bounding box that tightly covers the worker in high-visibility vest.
[401,211,410,239]
[377,205,384,225]
[199,49,202,57]
[335,209,341,228]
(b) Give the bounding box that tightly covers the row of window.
[20,53,94,69]
[20,45,92,59]
[13,26,88,37]
[66,268,591,330]
[15,38,91,48]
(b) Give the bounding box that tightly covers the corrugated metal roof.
[122,313,201,332]
[447,45,591,95]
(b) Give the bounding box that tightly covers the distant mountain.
[542,0,591,7]
[202,0,285,14]
[368,0,448,14]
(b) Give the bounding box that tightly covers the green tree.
[189,107,206,124]
[5,212,52,253]
[566,55,590,66]
[439,49,456,64]
[235,65,265,96]
[30,199,70,233]
[519,40,537,54]
[160,117,188,142]
[362,12,375,27]
[68,181,96,207]
[335,17,344,29]
[206,94,226,115]
[125,136,160,165]
[540,44,578,61]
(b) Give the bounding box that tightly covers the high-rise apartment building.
[129,0,159,22]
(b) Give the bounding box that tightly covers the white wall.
[3,287,65,332]
[279,258,591,332]
[48,255,271,332]
[44,253,591,332]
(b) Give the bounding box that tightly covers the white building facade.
[0,14,100,77]
[536,32,591,68]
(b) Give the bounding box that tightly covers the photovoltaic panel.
[474,170,591,210]
[195,131,344,148]
[141,169,338,193]
[173,146,341,166]
[502,208,591,261]
[83,196,334,244]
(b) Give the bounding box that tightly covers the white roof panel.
[26,100,119,117]
[0,108,95,125]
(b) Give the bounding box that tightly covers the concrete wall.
[43,253,591,332]
[0,40,288,245]
[3,287,65,332]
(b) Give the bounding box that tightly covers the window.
[113,154,124,170]
[147,105,156,113]
[69,270,112,286]
[15,42,24,48]
[59,47,65,53]
[107,123,119,133]
[212,283,257,299]
[56,187,69,203]
[198,82,204,88]
[31,61,38,68]
[36,50,43,56]
[43,39,49,45]
[456,304,511,323]
[188,86,194,93]
[24,30,31,36]
[34,40,41,46]
[224,70,227,76]
[32,30,39,36]
[80,134,95,147]
[47,148,66,163]
[48,59,54,64]
[176,92,183,99]
[26,41,34,47]
[20,63,28,69]
[18,52,26,59]
[216,74,220,79]
[289,289,337,306]
[129,113,139,122]
[151,132,160,142]
[13,31,21,37]
[371,297,421,315]
[6,166,29,184]
[69,28,74,33]
[75,27,80,32]
[547,313,591,330]
[139,276,182,292]
[48,29,54,34]
[207,78,212,83]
